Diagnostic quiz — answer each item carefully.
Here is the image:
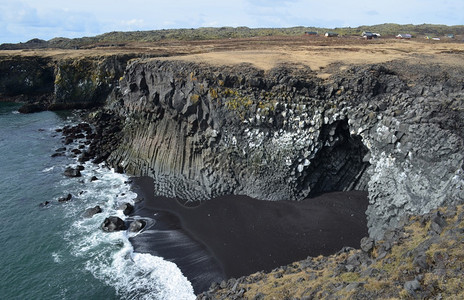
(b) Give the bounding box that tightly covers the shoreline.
[129,176,369,293]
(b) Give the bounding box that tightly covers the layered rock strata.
[0,54,136,111]
[98,59,464,239]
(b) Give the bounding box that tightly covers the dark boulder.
[118,203,134,215]
[39,201,50,207]
[18,103,47,114]
[101,216,126,232]
[90,176,99,182]
[58,193,72,202]
[71,149,82,155]
[128,220,145,232]
[115,165,124,174]
[64,167,81,177]
[64,137,74,145]
[83,205,102,218]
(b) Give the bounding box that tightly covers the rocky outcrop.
[0,56,54,103]
[101,216,126,232]
[0,54,136,111]
[99,59,464,239]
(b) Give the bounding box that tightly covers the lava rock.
[58,193,72,202]
[101,216,126,232]
[118,203,134,215]
[39,201,50,207]
[63,167,81,177]
[83,205,102,218]
[128,220,145,232]
[360,237,374,253]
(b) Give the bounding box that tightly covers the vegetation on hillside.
[1,24,463,50]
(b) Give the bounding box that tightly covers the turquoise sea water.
[0,103,195,300]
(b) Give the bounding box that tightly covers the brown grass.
[1,36,464,78]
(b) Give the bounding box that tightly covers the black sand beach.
[130,176,368,293]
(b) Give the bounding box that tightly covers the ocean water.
[0,103,195,300]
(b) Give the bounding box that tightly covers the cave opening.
[302,119,371,198]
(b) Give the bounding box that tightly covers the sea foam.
[59,141,195,299]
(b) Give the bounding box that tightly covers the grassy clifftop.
[198,204,464,299]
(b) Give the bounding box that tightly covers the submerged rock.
[83,205,102,218]
[63,167,81,177]
[58,193,72,202]
[39,201,50,207]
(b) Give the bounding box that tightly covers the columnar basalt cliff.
[98,59,464,239]
[1,52,462,239]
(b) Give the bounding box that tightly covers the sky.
[0,0,463,43]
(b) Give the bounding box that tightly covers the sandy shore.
[130,176,368,292]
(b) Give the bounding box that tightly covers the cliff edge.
[94,59,464,240]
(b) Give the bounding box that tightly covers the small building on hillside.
[305,31,318,36]
[446,34,455,39]
[396,34,412,39]
[325,32,339,37]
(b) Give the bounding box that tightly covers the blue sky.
[1,0,463,43]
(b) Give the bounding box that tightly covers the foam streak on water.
[60,153,195,299]
[0,103,194,300]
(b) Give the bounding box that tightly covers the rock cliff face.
[2,52,462,239]
[0,54,135,112]
[101,59,464,239]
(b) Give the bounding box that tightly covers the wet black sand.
[130,176,368,293]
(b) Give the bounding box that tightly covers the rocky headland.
[1,37,464,297]
[100,59,464,240]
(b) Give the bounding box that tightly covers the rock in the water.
[58,193,72,202]
[83,205,102,218]
[39,201,50,207]
[63,167,81,177]
[90,176,99,182]
[101,216,126,232]
[118,203,134,215]
[18,103,47,113]
[128,220,145,232]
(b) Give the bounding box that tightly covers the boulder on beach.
[118,203,134,215]
[83,205,102,218]
[101,216,126,232]
[128,220,145,232]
